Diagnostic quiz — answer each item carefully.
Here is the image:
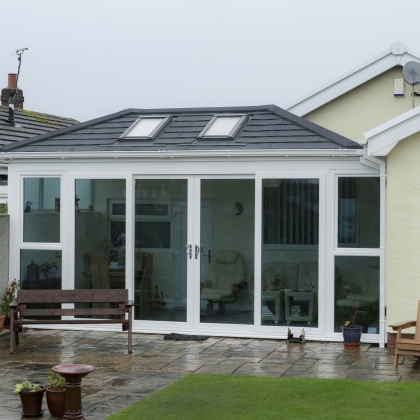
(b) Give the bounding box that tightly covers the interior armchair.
[201,250,246,314]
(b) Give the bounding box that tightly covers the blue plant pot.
[341,325,363,345]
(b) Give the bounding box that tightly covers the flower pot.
[110,261,118,268]
[4,316,10,330]
[19,386,46,418]
[0,314,4,332]
[46,387,66,418]
[342,325,363,346]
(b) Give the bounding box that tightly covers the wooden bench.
[9,289,133,354]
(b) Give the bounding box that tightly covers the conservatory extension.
[2,105,384,345]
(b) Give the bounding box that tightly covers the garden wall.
[0,214,10,294]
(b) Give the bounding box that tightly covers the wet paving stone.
[1,329,419,419]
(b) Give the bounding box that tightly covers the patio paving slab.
[0,328,419,419]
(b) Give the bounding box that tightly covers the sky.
[2,0,420,122]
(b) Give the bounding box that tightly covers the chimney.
[1,73,24,109]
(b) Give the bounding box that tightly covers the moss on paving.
[106,374,419,419]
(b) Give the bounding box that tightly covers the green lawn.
[106,374,419,419]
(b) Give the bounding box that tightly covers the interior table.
[284,290,318,326]
[52,364,95,420]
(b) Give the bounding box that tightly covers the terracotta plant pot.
[0,314,4,332]
[342,325,363,347]
[46,387,66,418]
[18,386,46,418]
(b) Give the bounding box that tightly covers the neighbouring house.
[1,105,384,344]
[0,73,79,204]
[286,41,420,342]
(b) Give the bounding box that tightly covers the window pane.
[134,179,188,322]
[334,256,379,334]
[261,178,319,327]
[126,118,165,137]
[23,178,60,243]
[205,117,241,136]
[75,179,126,293]
[338,177,380,248]
[20,249,62,290]
[200,179,255,325]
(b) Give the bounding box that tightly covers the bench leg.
[10,326,14,354]
[128,306,132,354]
[394,353,399,369]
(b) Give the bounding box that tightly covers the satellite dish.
[403,61,420,85]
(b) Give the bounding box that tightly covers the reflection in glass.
[200,179,254,325]
[334,256,379,334]
[134,179,188,322]
[23,178,60,243]
[75,179,126,292]
[261,179,319,327]
[338,177,380,248]
[20,249,62,290]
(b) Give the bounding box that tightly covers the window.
[120,116,170,140]
[198,114,247,139]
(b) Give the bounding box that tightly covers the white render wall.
[304,67,416,142]
[386,132,420,330]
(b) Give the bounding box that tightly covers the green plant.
[0,202,7,214]
[14,380,42,394]
[47,370,66,391]
[0,279,20,317]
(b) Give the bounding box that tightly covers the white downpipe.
[360,149,386,348]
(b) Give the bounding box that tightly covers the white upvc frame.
[255,171,327,338]
[329,170,383,345]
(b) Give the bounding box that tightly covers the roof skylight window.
[120,115,170,140]
[198,114,247,139]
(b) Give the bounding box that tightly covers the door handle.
[195,245,200,259]
[185,244,192,259]
[201,247,211,264]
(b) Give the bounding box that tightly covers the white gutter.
[360,148,386,349]
[0,148,364,162]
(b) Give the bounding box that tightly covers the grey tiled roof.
[0,106,79,147]
[1,105,361,152]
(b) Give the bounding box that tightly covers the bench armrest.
[126,300,134,307]
[9,301,17,308]
[389,320,417,331]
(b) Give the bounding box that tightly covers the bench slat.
[20,308,125,317]
[13,319,128,325]
[17,289,128,304]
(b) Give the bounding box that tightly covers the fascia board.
[365,106,420,156]
[1,149,364,162]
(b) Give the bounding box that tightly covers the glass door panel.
[134,179,188,322]
[200,179,255,325]
[261,178,319,327]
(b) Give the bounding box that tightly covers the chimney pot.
[8,73,17,88]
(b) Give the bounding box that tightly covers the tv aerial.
[402,61,420,108]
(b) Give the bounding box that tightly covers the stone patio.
[1,328,420,419]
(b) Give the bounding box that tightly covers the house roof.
[0,106,79,148]
[285,41,420,117]
[363,106,420,156]
[1,105,361,154]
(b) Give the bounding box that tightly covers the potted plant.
[341,294,363,347]
[38,260,59,280]
[46,369,66,418]
[14,380,46,417]
[0,279,20,329]
[109,249,119,268]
